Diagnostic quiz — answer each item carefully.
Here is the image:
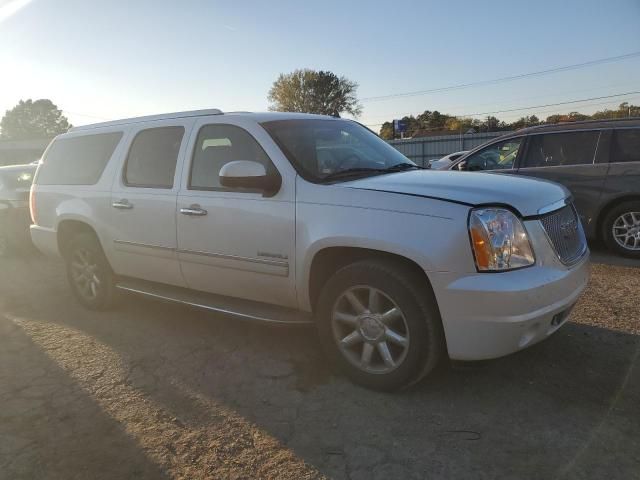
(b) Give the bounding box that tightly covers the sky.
[0,0,639,132]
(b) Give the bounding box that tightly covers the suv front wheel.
[603,200,640,258]
[65,233,117,310]
[316,259,444,391]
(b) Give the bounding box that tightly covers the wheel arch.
[596,194,640,240]
[57,219,102,259]
[306,246,436,314]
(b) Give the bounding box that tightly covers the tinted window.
[262,119,413,182]
[189,124,272,190]
[522,131,599,168]
[124,127,184,188]
[461,138,522,171]
[611,128,640,163]
[37,132,122,185]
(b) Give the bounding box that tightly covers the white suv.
[30,110,590,390]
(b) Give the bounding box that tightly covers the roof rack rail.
[517,116,640,132]
[69,108,224,131]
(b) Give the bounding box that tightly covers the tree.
[508,115,540,130]
[379,122,394,140]
[591,102,640,120]
[268,69,362,117]
[444,116,481,132]
[1,99,72,140]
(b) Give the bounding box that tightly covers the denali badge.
[559,218,578,238]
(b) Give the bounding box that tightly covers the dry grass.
[572,263,640,335]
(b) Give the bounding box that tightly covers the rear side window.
[189,124,272,191]
[124,126,185,188]
[522,131,599,168]
[37,132,123,185]
[611,128,640,163]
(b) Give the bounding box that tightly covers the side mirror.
[219,160,281,196]
[456,160,468,171]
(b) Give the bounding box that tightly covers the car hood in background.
[342,170,569,217]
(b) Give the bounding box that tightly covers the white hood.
[342,170,569,217]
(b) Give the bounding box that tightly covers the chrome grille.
[540,204,587,265]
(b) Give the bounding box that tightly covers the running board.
[115,278,313,325]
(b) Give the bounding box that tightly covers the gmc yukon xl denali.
[30,110,590,390]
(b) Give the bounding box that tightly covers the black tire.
[316,259,445,391]
[65,232,117,310]
[602,200,640,259]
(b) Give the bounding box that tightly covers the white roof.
[69,109,341,132]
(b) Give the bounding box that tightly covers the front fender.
[295,202,474,311]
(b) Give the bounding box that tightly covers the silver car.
[30,110,590,390]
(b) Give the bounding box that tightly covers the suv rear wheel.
[603,200,640,258]
[65,233,117,310]
[316,259,444,391]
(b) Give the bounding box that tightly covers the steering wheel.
[339,154,362,171]
[483,158,498,170]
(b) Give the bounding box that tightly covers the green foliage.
[590,102,640,120]
[1,99,72,140]
[268,69,362,117]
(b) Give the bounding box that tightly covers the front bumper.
[430,253,590,361]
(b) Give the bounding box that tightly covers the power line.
[364,90,640,127]
[496,97,640,121]
[361,51,640,102]
[464,90,640,117]
[63,110,112,121]
[363,80,640,121]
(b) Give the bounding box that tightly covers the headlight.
[468,207,535,272]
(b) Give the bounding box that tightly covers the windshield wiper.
[320,163,425,183]
[384,163,426,171]
[320,167,388,182]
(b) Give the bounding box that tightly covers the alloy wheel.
[331,285,410,374]
[612,211,640,251]
[70,248,102,301]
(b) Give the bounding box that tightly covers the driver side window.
[462,138,522,171]
[189,124,273,191]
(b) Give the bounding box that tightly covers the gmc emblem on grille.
[559,218,578,238]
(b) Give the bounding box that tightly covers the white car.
[428,150,468,170]
[30,110,589,390]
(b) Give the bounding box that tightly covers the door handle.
[112,199,133,210]
[180,204,208,216]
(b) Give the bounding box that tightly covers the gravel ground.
[0,254,639,480]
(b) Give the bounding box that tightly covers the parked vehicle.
[30,110,589,390]
[450,118,640,258]
[0,163,37,256]
[428,150,468,170]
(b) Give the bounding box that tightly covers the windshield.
[261,119,415,182]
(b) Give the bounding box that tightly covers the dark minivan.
[451,118,640,258]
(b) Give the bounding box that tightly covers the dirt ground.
[0,253,639,480]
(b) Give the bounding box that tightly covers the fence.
[388,131,512,166]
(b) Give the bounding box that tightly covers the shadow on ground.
[1,255,639,479]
